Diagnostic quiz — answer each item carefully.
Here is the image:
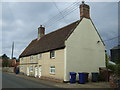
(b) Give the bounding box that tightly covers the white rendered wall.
[64,18,106,81]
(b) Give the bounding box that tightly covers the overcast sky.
[1,1,118,58]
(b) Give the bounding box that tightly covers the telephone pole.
[11,42,14,59]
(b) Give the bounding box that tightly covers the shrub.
[107,64,116,73]
[107,64,120,76]
[115,64,120,76]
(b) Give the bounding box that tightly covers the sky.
[1,1,119,58]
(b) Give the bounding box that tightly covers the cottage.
[19,2,105,82]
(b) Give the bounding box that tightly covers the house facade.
[19,2,106,82]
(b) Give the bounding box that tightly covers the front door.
[27,67,29,76]
[38,65,42,78]
[35,66,38,77]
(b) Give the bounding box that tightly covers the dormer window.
[50,50,55,59]
[30,56,33,61]
[38,54,42,60]
[21,58,24,61]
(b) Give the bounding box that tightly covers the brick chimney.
[38,25,45,40]
[80,1,90,19]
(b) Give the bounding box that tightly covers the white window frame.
[21,58,23,61]
[20,66,23,71]
[29,66,33,72]
[30,56,33,61]
[50,51,55,59]
[38,54,42,60]
[50,66,55,74]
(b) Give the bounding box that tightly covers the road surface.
[2,72,56,88]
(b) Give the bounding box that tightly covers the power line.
[43,1,80,28]
[53,1,67,24]
[44,2,79,26]
[45,3,80,29]
[45,7,79,28]
[104,36,120,42]
[43,1,79,24]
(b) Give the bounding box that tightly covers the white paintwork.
[64,18,106,81]
[38,65,42,78]
[64,46,67,81]
[27,67,29,76]
[34,66,38,77]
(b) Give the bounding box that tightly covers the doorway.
[27,67,29,76]
[38,65,42,78]
[34,66,38,77]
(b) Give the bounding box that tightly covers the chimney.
[80,1,90,19]
[38,25,45,40]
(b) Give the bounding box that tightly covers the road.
[2,72,57,88]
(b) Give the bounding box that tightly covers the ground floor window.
[50,66,55,74]
[29,66,33,72]
[20,66,23,71]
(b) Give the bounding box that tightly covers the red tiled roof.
[19,20,81,58]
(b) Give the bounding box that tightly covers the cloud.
[2,2,118,58]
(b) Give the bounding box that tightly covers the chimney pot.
[38,25,45,40]
[82,1,84,4]
[80,1,90,19]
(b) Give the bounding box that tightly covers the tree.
[2,54,10,67]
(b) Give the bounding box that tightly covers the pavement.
[2,72,111,88]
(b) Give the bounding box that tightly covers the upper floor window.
[50,51,55,59]
[20,58,23,61]
[38,54,42,60]
[30,56,33,61]
[20,66,23,71]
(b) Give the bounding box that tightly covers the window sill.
[50,57,55,59]
[49,72,55,75]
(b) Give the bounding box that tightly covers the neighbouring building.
[19,2,106,82]
[110,45,120,63]
[9,59,17,67]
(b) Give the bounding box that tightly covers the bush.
[107,64,116,73]
[115,64,120,76]
[107,64,120,76]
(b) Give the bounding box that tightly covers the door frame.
[38,65,42,78]
[27,67,29,76]
[34,66,38,77]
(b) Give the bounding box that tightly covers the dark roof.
[19,20,80,58]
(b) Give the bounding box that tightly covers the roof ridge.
[19,20,81,57]
[37,20,80,40]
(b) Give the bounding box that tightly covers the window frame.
[50,66,55,74]
[29,66,33,72]
[30,55,33,61]
[38,54,42,60]
[50,51,55,59]
[21,58,23,61]
[20,66,23,71]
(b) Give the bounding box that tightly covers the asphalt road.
[2,72,56,88]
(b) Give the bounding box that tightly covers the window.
[29,66,33,72]
[50,51,55,59]
[20,66,23,71]
[21,58,23,61]
[50,66,55,74]
[38,54,42,60]
[30,56,33,61]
